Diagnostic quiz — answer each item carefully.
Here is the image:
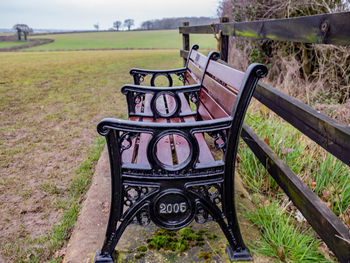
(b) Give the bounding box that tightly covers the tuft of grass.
[244,198,330,262]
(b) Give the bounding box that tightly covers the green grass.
[236,102,349,261]
[0,49,184,262]
[0,41,29,48]
[26,30,217,51]
[244,198,330,262]
[239,103,350,218]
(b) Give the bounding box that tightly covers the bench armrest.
[98,116,232,135]
[129,67,187,86]
[121,84,201,118]
[121,83,201,94]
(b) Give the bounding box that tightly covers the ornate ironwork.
[194,202,213,224]
[131,206,151,226]
[176,72,185,83]
[95,49,268,262]
[208,130,227,153]
[118,132,138,154]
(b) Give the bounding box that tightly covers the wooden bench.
[129,44,208,87]
[94,49,267,263]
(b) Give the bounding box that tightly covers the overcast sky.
[0,0,220,30]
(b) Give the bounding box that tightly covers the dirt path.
[64,147,272,263]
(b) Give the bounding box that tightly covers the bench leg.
[189,189,252,261]
[222,177,252,261]
[94,249,113,263]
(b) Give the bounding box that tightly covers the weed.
[243,198,330,262]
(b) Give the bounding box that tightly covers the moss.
[136,246,147,252]
[134,252,145,259]
[235,29,259,38]
[147,227,211,253]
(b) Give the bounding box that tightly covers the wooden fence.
[179,12,350,262]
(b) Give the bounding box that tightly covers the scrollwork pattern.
[118,132,138,154]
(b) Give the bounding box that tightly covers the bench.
[94,49,267,262]
[130,44,208,87]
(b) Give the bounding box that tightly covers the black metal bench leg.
[222,177,252,261]
[94,199,151,263]
[190,190,252,261]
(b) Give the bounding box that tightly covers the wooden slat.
[206,60,244,91]
[154,94,173,166]
[187,60,203,81]
[241,123,350,262]
[178,93,215,163]
[166,95,189,165]
[180,12,350,46]
[136,94,153,165]
[254,82,350,166]
[198,89,229,120]
[189,50,208,70]
[202,74,237,114]
[185,71,199,85]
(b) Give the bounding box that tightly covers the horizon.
[0,0,219,31]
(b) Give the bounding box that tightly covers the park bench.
[94,49,267,262]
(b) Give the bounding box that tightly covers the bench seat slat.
[178,93,215,163]
[152,94,173,166]
[135,94,154,165]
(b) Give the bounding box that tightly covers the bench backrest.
[184,45,208,85]
[196,52,262,121]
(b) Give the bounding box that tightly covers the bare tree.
[94,23,99,31]
[113,21,122,31]
[13,24,32,41]
[124,19,134,31]
[141,21,153,30]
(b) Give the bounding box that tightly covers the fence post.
[182,22,190,66]
[220,17,229,62]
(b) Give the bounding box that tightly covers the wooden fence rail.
[179,12,350,46]
[180,12,350,262]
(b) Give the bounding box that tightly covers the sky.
[0,0,220,30]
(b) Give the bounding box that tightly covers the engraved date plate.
[152,190,193,229]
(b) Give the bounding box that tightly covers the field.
[0,41,29,48]
[0,31,348,262]
[0,50,184,262]
[27,30,217,50]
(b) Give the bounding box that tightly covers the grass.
[244,198,330,262]
[236,101,349,261]
[26,30,217,51]
[0,41,29,48]
[0,49,184,262]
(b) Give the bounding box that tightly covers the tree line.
[111,17,217,31]
[140,17,218,30]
